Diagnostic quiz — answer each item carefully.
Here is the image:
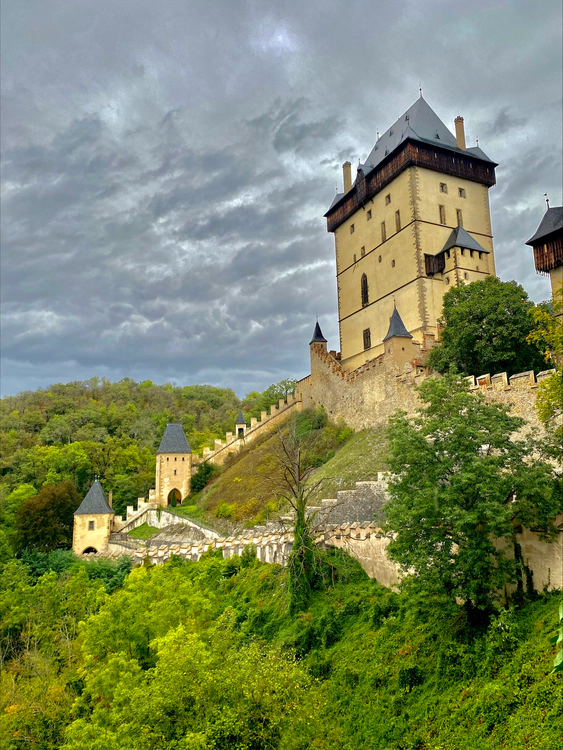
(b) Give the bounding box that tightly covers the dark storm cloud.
[1,0,561,396]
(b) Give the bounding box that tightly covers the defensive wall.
[193,393,302,468]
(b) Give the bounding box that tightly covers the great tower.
[324,96,497,370]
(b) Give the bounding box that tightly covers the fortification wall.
[194,394,302,467]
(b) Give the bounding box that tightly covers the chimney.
[108,490,113,508]
[342,161,352,193]
[454,116,466,150]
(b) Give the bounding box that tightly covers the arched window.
[361,274,369,307]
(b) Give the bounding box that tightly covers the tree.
[429,277,545,376]
[14,481,81,553]
[385,375,562,619]
[267,411,330,614]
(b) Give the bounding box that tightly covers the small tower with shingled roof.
[526,203,563,310]
[72,478,114,556]
[383,304,416,368]
[235,410,247,439]
[154,423,192,507]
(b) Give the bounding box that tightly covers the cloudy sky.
[1,0,562,397]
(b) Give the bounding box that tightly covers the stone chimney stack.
[342,161,352,193]
[454,116,466,150]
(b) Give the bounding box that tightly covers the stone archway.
[82,547,98,554]
[168,488,182,507]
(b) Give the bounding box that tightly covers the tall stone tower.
[324,96,497,370]
[526,204,563,310]
[154,423,192,506]
[72,479,114,555]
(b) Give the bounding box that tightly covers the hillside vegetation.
[1,551,561,750]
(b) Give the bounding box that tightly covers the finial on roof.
[476,136,479,146]
[545,192,550,209]
[376,128,380,140]
[419,83,423,97]
[383,306,413,342]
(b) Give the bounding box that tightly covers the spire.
[157,424,191,454]
[383,305,413,342]
[74,479,114,515]
[235,410,246,426]
[309,320,327,344]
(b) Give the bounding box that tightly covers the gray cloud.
[1,0,561,396]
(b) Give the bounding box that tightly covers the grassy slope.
[191,427,388,526]
[128,522,159,540]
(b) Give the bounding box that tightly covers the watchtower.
[72,479,114,555]
[154,423,192,507]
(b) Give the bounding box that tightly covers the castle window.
[361,246,365,257]
[439,205,446,224]
[361,274,369,307]
[353,253,357,263]
[378,255,382,262]
[459,187,466,198]
[446,277,450,285]
[476,265,479,271]
[440,182,448,193]
[478,251,483,260]
[461,248,465,256]
[456,209,463,226]
[470,250,474,258]
[166,457,169,461]
[174,457,177,461]
[392,259,396,267]
[385,194,391,205]
[350,224,355,234]
[363,328,371,350]
[88,521,95,531]
[367,209,372,221]
[174,469,177,476]
[464,272,469,280]
[182,457,185,461]
[381,221,386,242]
[395,210,401,232]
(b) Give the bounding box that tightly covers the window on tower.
[395,210,401,232]
[367,209,372,221]
[458,187,466,198]
[361,274,369,307]
[88,521,95,531]
[385,194,391,205]
[440,182,448,193]
[456,209,463,226]
[439,205,447,224]
[363,328,371,350]
[361,246,365,257]
[350,224,355,234]
[381,221,386,242]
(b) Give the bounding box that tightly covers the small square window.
[439,205,446,225]
[440,183,448,193]
[395,210,401,232]
[456,209,463,226]
[366,209,372,221]
[385,194,391,205]
[381,221,387,242]
[392,259,396,267]
[350,224,355,234]
[363,328,371,350]
[361,246,365,257]
[458,187,466,198]
[88,520,95,531]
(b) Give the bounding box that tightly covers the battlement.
[193,392,302,467]
[464,369,555,391]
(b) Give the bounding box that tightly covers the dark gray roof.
[328,191,345,210]
[157,423,191,454]
[526,206,563,245]
[359,97,495,181]
[235,410,246,425]
[310,320,328,344]
[441,225,489,254]
[74,480,114,515]
[383,306,413,342]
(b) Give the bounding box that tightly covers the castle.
[72,96,562,590]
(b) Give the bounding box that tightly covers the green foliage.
[14,481,81,554]
[385,375,562,616]
[552,600,563,674]
[127,522,159,540]
[429,276,545,376]
[189,460,219,494]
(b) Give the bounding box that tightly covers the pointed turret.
[157,423,191,454]
[526,204,563,308]
[154,424,192,507]
[383,305,413,342]
[72,479,114,556]
[309,320,328,345]
[235,410,247,439]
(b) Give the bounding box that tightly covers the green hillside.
[2,550,561,750]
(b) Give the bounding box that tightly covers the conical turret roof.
[383,306,413,342]
[157,424,191,454]
[441,225,488,254]
[235,410,246,426]
[309,320,327,344]
[74,480,114,515]
[526,206,563,245]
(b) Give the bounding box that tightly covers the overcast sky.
[1,0,562,398]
